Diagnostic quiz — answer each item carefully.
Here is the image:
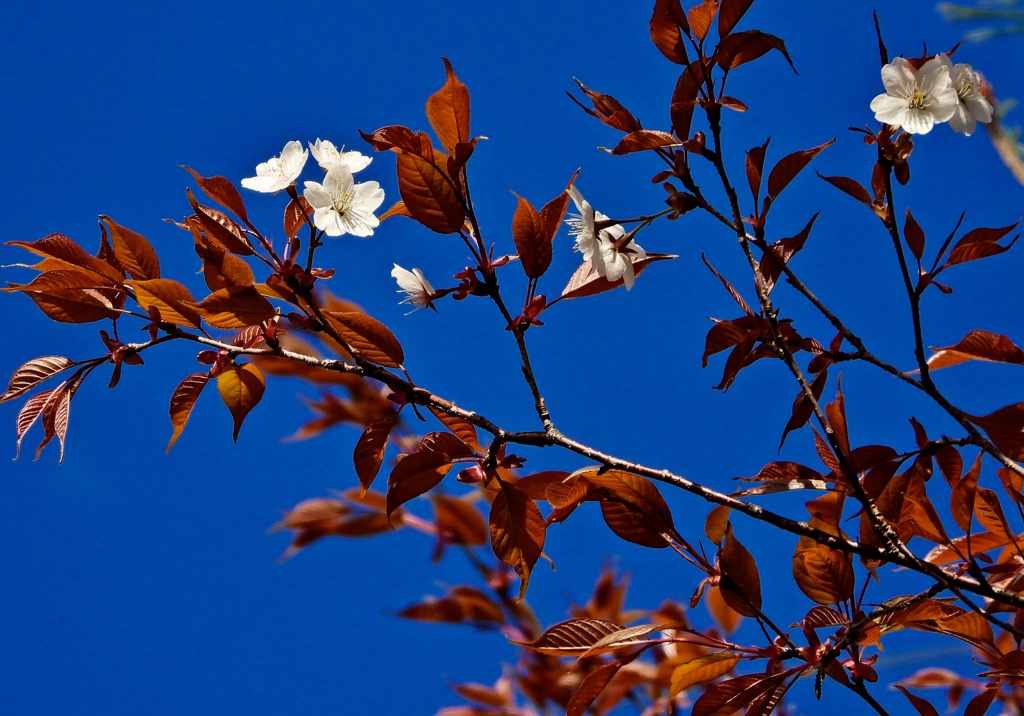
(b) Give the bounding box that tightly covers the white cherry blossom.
[309,139,373,173]
[390,264,435,311]
[241,141,308,193]
[870,56,958,135]
[938,54,993,136]
[303,164,385,237]
[566,185,645,290]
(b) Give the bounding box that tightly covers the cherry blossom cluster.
[870,53,993,136]
[241,140,385,237]
[566,185,645,290]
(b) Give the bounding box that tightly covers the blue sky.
[2,1,1022,714]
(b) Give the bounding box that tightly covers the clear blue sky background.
[2,1,1021,714]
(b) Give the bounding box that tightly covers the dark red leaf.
[650,0,691,64]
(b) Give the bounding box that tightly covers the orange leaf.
[216,362,266,441]
[186,190,254,256]
[7,269,121,323]
[718,523,761,616]
[766,139,835,202]
[322,310,405,368]
[167,372,210,452]
[511,618,624,655]
[971,402,1024,461]
[792,545,854,605]
[386,432,475,516]
[715,30,796,72]
[1,356,75,403]
[607,130,681,155]
[490,479,546,600]
[432,493,489,548]
[425,58,471,155]
[687,0,718,42]
[183,166,248,222]
[950,452,983,532]
[511,194,548,280]
[353,413,399,493]
[193,286,276,328]
[928,330,1024,371]
[428,406,482,453]
[395,152,465,234]
[6,233,124,283]
[130,278,202,328]
[650,0,691,64]
[101,215,160,280]
[670,652,741,698]
[717,0,753,37]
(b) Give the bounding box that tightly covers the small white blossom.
[391,264,435,311]
[241,140,308,193]
[566,186,645,290]
[938,54,993,136]
[303,165,385,237]
[309,139,373,173]
[870,56,958,135]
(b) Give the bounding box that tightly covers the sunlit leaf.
[193,286,276,328]
[130,278,201,328]
[717,0,753,37]
[716,30,796,73]
[511,618,624,655]
[670,652,740,698]
[607,130,681,155]
[718,523,761,616]
[323,310,405,368]
[183,166,248,222]
[353,413,400,493]
[490,479,545,600]
[567,651,642,716]
[766,139,835,202]
[792,544,854,605]
[386,432,475,517]
[928,330,1024,371]
[425,58,471,155]
[167,372,210,452]
[101,215,160,281]
[970,402,1024,461]
[1,356,76,403]
[687,0,718,42]
[6,233,124,283]
[217,362,266,441]
[396,152,465,234]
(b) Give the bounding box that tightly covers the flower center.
[908,90,928,110]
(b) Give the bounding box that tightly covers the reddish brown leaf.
[715,30,795,72]
[971,403,1024,461]
[818,173,873,206]
[745,138,770,206]
[670,59,709,140]
[514,470,571,501]
[101,215,160,281]
[567,651,643,716]
[893,686,941,716]
[1,356,76,403]
[130,279,201,328]
[167,372,210,452]
[511,194,549,280]
[691,672,784,716]
[377,200,412,223]
[490,479,546,600]
[7,269,121,323]
[717,0,753,37]
[904,208,926,261]
[951,451,983,532]
[386,432,475,517]
[511,618,624,655]
[704,505,731,545]
[803,606,849,629]
[924,531,1012,564]
[718,524,761,616]
[945,222,1019,268]
[353,413,400,493]
[670,652,741,698]
[569,79,642,134]
[425,58,471,156]
[560,252,677,299]
[396,152,465,234]
[6,233,124,283]
[270,497,351,560]
[974,486,1014,540]
[193,286,276,328]
[35,379,76,462]
[15,388,56,459]
[766,139,835,202]
[650,0,690,64]
[928,330,1024,371]
[186,192,255,256]
[792,545,854,605]
[780,369,828,449]
[540,171,578,243]
[183,166,248,222]
[216,362,265,441]
[587,470,675,547]
[359,126,435,161]
[758,213,818,294]
[964,688,998,716]
[607,130,681,155]
[284,196,314,238]
[432,494,489,548]
[322,310,405,368]
[428,406,482,453]
[194,242,256,291]
[687,0,718,42]
[396,585,504,625]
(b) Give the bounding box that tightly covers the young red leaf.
[216,362,265,441]
[569,79,642,134]
[586,470,676,547]
[396,585,504,625]
[490,479,546,600]
[904,208,926,261]
[766,138,835,202]
[792,545,854,605]
[607,130,681,155]
[167,372,210,452]
[386,432,475,517]
[7,269,121,323]
[928,330,1024,371]
[745,137,770,206]
[194,243,256,291]
[758,212,818,294]
[701,252,754,315]
[511,618,624,655]
[270,497,351,561]
[893,685,942,716]
[510,194,549,280]
[183,166,248,222]
[1,356,76,404]
[717,0,753,38]
[15,388,56,459]
[567,651,643,716]
[353,412,400,493]
[35,379,76,462]
[970,402,1024,461]
[395,152,465,234]
[428,406,482,454]
[101,215,160,281]
[818,172,873,207]
[323,310,405,368]
[670,652,741,698]
[950,451,982,532]
[670,59,708,140]
[540,170,578,242]
[718,523,762,616]
[186,193,255,257]
[715,30,796,72]
[377,200,411,223]
[130,278,202,328]
[193,286,276,328]
[944,221,1019,268]
[432,494,489,549]
[691,673,785,716]
[6,233,125,284]
[650,0,690,64]
[973,486,1014,541]
[687,0,718,42]
[425,58,471,156]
